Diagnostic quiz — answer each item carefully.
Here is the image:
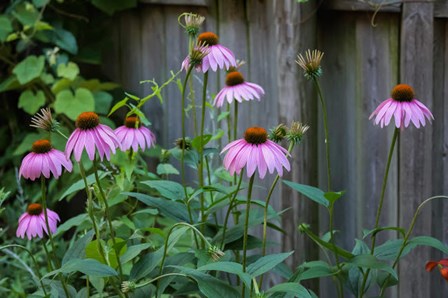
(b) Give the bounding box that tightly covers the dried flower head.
[208,245,225,261]
[287,122,310,144]
[180,12,205,36]
[121,281,136,293]
[269,124,288,143]
[296,49,324,79]
[30,108,60,132]
[182,41,210,70]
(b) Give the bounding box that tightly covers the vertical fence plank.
[398,3,434,298]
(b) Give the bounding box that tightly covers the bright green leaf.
[0,17,13,41]
[18,90,46,114]
[57,62,79,80]
[93,91,113,114]
[13,55,45,84]
[54,88,95,120]
[197,262,252,289]
[13,3,39,26]
[157,163,180,176]
[324,191,345,204]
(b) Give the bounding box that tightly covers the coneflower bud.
[296,49,324,80]
[121,281,136,293]
[180,12,205,37]
[287,122,309,145]
[208,245,225,261]
[189,41,210,68]
[268,124,288,143]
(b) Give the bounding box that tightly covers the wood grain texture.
[398,2,434,298]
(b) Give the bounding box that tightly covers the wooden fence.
[104,0,448,297]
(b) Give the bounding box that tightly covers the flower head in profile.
[184,32,236,72]
[269,124,288,143]
[296,49,324,79]
[369,84,434,129]
[19,139,73,181]
[66,112,120,162]
[16,203,60,240]
[181,41,210,71]
[213,70,265,107]
[208,245,225,261]
[426,258,448,282]
[30,108,60,132]
[221,127,291,179]
[287,122,310,145]
[115,116,156,152]
[179,12,205,37]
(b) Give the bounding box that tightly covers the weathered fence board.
[105,0,448,296]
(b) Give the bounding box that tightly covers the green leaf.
[108,97,129,116]
[120,243,152,264]
[345,254,397,280]
[374,239,406,261]
[13,55,45,84]
[53,26,78,54]
[140,180,185,200]
[43,259,117,278]
[170,266,240,298]
[62,230,94,265]
[60,172,108,200]
[13,133,40,155]
[0,76,20,92]
[93,91,113,114]
[266,283,312,298]
[296,261,337,281]
[92,0,137,15]
[324,191,345,204]
[124,192,191,222]
[18,90,46,114]
[85,238,127,269]
[192,134,212,151]
[57,62,79,80]
[13,3,39,26]
[217,111,230,122]
[362,227,406,239]
[0,17,13,41]
[54,88,95,120]
[55,214,89,236]
[197,262,252,289]
[33,0,50,8]
[407,236,448,254]
[247,252,293,277]
[283,180,329,208]
[157,163,180,176]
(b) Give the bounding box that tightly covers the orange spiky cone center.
[244,127,268,145]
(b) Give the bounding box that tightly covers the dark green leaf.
[197,262,251,289]
[247,252,293,277]
[12,55,45,84]
[345,254,397,280]
[43,259,117,278]
[53,26,78,54]
[93,91,113,114]
[0,17,13,41]
[156,163,180,176]
[266,283,312,298]
[283,180,329,207]
[62,230,94,265]
[124,192,191,222]
[140,180,185,200]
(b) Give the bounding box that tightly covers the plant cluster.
[0,4,447,298]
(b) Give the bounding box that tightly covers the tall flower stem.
[198,71,209,244]
[378,195,448,296]
[180,65,200,248]
[313,78,331,191]
[40,177,70,297]
[93,159,124,282]
[242,174,256,297]
[220,171,244,249]
[233,102,239,141]
[359,128,399,297]
[259,142,294,288]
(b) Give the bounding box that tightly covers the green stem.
[226,104,232,142]
[378,195,448,296]
[220,171,244,249]
[313,78,332,191]
[40,177,70,297]
[359,128,399,297]
[259,142,294,288]
[242,175,256,297]
[233,102,239,141]
[93,160,124,281]
[198,71,209,245]
[205,156,219,226]
[0,245,48,295]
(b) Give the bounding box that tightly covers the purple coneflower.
[213,71,265,107]
[221,127,291,179]
[66,112,120,162]
[19,139,72,181]
[115,116,156,152]
[369,84,434,128]
[16,203,60,240]
[184,32,236,72]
